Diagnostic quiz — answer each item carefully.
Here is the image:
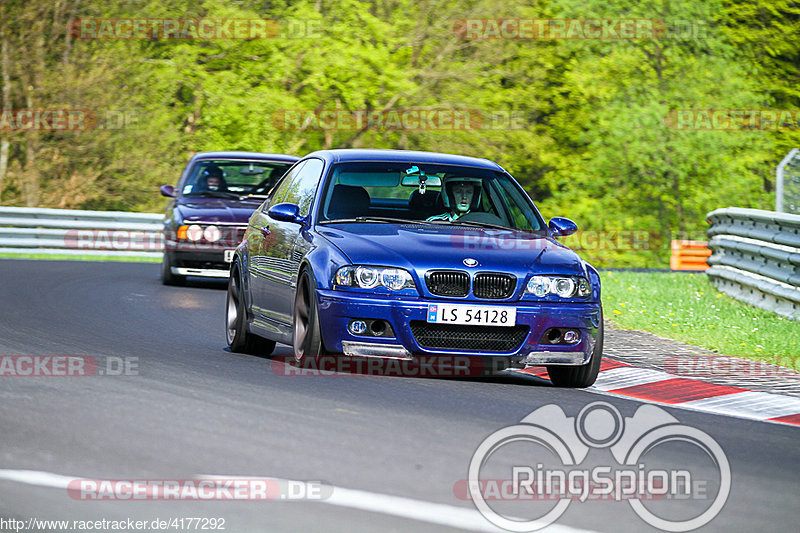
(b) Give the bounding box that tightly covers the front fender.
[233,240,253,317]
[301,231,352,291]
[584,261,602,303]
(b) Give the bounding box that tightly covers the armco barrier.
[706,207,800,320]
[0,206,163,257]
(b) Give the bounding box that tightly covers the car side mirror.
[548,217,578,237]
[268,203,305,224]
[160,185,176,198]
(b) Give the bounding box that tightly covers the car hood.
[175,197,263,224]
[317,223,585,276]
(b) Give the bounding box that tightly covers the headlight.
[203,225,221,242]
[526,276,591,298]
[334,266,415,290]
[186,224,203,241]
[527,276,551,297]
[177,224,223,242]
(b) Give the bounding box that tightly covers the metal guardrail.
[706,207,800,320]
[0,206,163,258]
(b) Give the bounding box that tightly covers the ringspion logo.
[465,402,730,531]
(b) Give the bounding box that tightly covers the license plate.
[427,304,516,327]
[223,250,235,263]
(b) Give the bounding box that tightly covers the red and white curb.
[518,359,800,427]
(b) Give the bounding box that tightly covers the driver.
[198,166,228,192]
[427,176,482,222]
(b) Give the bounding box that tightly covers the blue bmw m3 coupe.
[225,149,603,387]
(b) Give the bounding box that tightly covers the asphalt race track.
[0,260,797,532]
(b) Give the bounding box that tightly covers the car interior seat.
[327,184,371,220]
[408,189,442,220]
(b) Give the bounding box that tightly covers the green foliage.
[0,0,795,266]
[602,271,800,363]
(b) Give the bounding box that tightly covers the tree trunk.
[23,87,40,207]
[0,30,10,201]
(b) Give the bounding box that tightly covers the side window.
[269,161,307,206]
[495,179,541,231]
[291,159,325,216]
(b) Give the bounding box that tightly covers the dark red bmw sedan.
[159,151,299,285]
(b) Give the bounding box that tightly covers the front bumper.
[316,289,601,365]
[164,246,234,279]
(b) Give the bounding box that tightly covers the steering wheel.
[459,211,507,226]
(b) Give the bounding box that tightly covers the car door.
[248,161,306,329]
[256,158,325,331]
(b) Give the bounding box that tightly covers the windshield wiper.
[320,216,437,225]
[423,219,510,230]
[188,191,242,199]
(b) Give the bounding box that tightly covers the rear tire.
[161,253,186,286]
[293,268,326,364]
[226,266,276,356]
[547,308,604,388]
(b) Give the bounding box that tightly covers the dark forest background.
[1,0,797,265]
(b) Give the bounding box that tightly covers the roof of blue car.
[305,149,505,171]
[192,151,300,162]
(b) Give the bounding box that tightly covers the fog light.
[563,330,580,344]
[370,320,386,336]
[349,320,368,335]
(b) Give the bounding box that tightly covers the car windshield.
[318,162,545,232]
[182,160,293,197]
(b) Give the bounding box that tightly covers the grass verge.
[600,271,799,368]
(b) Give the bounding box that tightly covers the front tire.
[226,266,276,356]
[547,308,604,388]
[293,268,326,363]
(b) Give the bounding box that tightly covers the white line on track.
[0,468,599,533]
[0,469,77,489]
[198,474,598,533]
